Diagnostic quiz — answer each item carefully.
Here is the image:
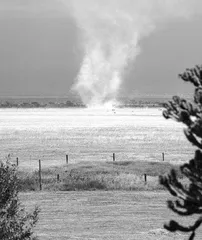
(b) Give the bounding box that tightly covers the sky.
[0,0,202,99]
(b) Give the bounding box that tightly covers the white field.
[0,108,194,169]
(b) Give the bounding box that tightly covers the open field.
[1,107,199,239]
[0,108,194,169]
[21,191,202,240]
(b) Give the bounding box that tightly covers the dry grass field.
[0,108,194,169]
[2,108,198,239]
[21,191,202,240]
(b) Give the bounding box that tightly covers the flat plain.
[2,107,198,240]
[0,108,194,169]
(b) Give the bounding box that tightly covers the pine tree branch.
[179,65,202,87]
[160,65,202,240]
[184,129,202,149]
[164,216,202,238]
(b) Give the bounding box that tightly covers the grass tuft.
[17,161,180,192]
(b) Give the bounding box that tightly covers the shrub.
[0,161,39,240]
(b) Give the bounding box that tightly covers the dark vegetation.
[17,161,180,192]
[0,100,85,108]
[0,98,164,108]
[0,161,39,240]
[160,65,202,240]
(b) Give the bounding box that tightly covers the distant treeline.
[120,100,164,108]
[0,100,85,108]
[0,100,164,108]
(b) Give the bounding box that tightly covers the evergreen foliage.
[160,65,202,240]
[0,161,39,240]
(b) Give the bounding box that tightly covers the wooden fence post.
[39,160,42,191]
[113,153,115,162]
[144,174,147,183]
[162,152,165,161]
[66,155,69,164]
[16,157,19,166]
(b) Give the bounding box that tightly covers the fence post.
[39,160,42,191]
[16,157,19,166]
[57,174,60,182]
[66,155,69,164]
[144,174,147,183]
[113,153,115,162]
[162,152,165,161]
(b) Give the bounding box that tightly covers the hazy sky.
[0,0,202,98]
